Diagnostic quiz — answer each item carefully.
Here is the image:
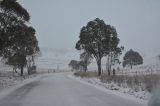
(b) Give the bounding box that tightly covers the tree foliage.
[123,49,143,69]
[68,60,79,71]
[5,25,40,75]
[80,50,93,72]
[68,60,88,71]
[0,0,30,52]
[158,55,160,61]
[0,0,40,76]
[0,0,30,21]
[76,18,123,76]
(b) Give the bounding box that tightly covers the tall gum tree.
[76,18,123,76]
[0,0,40,76]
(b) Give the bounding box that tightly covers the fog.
[19,0,160,69]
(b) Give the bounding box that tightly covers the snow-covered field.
[0,63,38,91]
[0,51,159,106]
[0,74,41,101]
[70,55,160,103]
[69,74,148,105]
[0,73,146,106]
[0,73,38,91]
[70,73,155,102]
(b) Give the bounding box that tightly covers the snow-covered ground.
[0,74,41,101]
[0,73,146,106]
[0,73,38,91]
[0,63,38,91]
[70,56,160,103]
[70,74,149,104]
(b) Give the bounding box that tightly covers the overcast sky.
[19,0,160,69]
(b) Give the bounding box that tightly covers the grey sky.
[19,0,160,69]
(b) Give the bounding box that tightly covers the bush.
[74,71,98,78]
[100,74,160,93]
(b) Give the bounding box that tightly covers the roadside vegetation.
[75,18,123,76]
[74,70,160,100]
[74,71,98,78]
[100,74,160,93]
[0,0,40,76]
[71,18,160,99]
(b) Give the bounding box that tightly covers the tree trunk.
[28,67,31,75]
[97,59,102,76]
[109,64,112,76]
[27,64,30,75]
[20,64,24,76]
[113,68,116,76]
[98,63,101,76]
[107,55,111,76]
[108,69,110,76]
[84,65,87,72]
[110,52,112,75]
[84,61,87,72]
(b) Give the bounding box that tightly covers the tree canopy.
[76,18,122,76]
[123,49,143,69]
[0,0,40,76]
[0,0,30,21]
[80,50,93,72]
[68,60,79,71]
[158,55,160,61]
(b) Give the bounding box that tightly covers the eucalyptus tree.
[103,24,124,75]
[76,18,123,76]
[68,60,79,71]
[0,0,30,52]
[0,0,40,76]
[6,25,40,76]
[123,49,143,69]
[0,0,30,21]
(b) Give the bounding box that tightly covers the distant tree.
[158,55,160,61]
[76,18,123,76]
[68,60,79,71]
[77,61,85,71]
[80,50,93,72]
[123,49,143,69]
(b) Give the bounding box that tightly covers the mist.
[18,0,160,69]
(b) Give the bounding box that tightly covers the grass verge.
[74,71,98,78]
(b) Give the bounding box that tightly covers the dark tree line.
[0,0,40,76]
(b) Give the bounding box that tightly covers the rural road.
[0,73,146,106]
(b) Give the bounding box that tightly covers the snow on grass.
[69,74,148,105]
[0,76,20,90]
[0,74,40,99]
[0,74,39,90]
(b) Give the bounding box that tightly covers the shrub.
[100,74,160,92]
[74,71,98,78]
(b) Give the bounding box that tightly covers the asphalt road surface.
[0,73,146,106]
